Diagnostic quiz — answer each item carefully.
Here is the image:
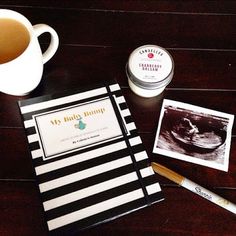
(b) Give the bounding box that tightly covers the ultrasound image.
[156,105,229,164]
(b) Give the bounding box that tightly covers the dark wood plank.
[1,0,236,14]
[0,128,34,180]
[1,182,235,236]
[32,47,236,91]
[45,47,236,90]
[0,7,235,49]
[0,182,47,236]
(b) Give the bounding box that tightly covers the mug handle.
[33,24,59,64]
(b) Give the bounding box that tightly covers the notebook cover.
[18,81,164,235]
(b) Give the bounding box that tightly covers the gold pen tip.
[151,162,184,185]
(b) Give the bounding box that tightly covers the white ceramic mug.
[0,9,59,96]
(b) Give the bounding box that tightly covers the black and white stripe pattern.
[18,82,163,235]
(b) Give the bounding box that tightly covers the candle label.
[128,45,173,83]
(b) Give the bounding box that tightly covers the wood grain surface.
[0,1,235,235]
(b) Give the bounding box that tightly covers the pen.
[151,162,236,215]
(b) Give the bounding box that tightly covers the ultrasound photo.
[153,99,234,171]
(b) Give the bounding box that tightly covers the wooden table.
[1,1,236,235]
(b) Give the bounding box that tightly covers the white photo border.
[153,99,234,172]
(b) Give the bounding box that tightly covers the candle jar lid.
[126,45,174,97]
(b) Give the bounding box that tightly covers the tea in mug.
[0,18,30,64]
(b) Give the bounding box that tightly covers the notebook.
[18,81,164,235]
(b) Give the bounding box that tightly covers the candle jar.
[126,45,174,98]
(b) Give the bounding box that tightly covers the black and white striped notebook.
[18,81,163,235]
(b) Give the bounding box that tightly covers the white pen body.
[182,178,236,215]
